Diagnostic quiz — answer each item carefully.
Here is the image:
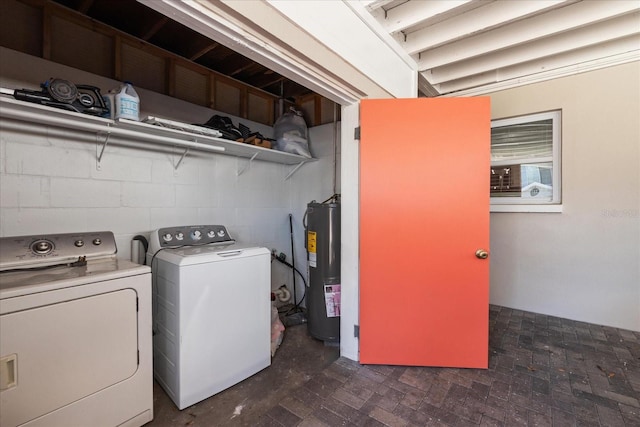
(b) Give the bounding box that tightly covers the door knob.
[475,249,489,259]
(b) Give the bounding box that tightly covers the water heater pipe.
[289,213,297,305]
[273,286,292,302]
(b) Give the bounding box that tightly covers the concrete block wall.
[0,48,339,299]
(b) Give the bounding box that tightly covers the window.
[490,110,562,212]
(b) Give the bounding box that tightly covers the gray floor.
[148,316,340,427]
[149,306,640,426]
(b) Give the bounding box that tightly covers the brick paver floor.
[259,305,640,426]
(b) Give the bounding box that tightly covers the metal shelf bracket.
[174,147,190,170]
[285,161,305,180]
[96,125,112,170]
[237,152,259,176]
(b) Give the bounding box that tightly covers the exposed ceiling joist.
[44,0,317,101]
[189,42,219,61]
[362,0,400,12]
[403,0,570,55]
[428,12,640,84]
[37,0,640,100]
[228,62,261,77]
[360,0,640,97]
[141,15,169,41]
[433,36,640,94]
[380,0,473,34]
[255,75,286,90]
[417,1,639,71]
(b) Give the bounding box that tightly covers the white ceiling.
[360,0,640,97]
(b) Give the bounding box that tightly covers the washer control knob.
[32,240,54,255]
[217,229,226,237]
[191,230,202,241]
[207,230,216,238]
[93,238,102,245]
[163,233,173,242]
[74,240,85,247]
[175,232,184,241]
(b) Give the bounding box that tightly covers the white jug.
[114,82,139,121]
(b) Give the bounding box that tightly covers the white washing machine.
[148,225,271,410]
[0,231,153,427]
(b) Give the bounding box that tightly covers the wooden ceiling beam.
[255,75,286,90]
[189,42,219,61]
[228,62,258,77]
[215,55,253,75]
[25,0,324,108]
[141,16,169,41]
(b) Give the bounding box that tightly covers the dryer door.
[0,289,138,427]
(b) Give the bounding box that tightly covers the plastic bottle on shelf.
[114,82,140,121]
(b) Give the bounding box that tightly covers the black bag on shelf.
[196,115,243,140]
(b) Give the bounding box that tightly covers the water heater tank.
[305,202,340,342]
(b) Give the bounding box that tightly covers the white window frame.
[490,110,562,213]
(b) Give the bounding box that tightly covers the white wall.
[0,48,338,298]
[488,62,640,332]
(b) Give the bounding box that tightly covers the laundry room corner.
[0,46,342,424]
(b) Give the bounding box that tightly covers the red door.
[359,97,490,368]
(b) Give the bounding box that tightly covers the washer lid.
[153,244,270,266]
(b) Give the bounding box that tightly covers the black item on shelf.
[239,122,251,139]
[7,78,108,116]
[197,115,243,140]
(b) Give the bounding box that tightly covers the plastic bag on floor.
[271,305,285,357]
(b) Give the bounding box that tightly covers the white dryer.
[148,225,271,410]
[0,231,153,427]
